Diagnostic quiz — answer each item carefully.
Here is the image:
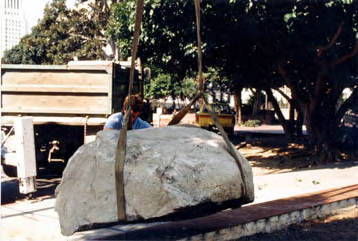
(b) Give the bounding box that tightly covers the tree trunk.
[289,100,295,123]
[234,88,243,125]
[303,101,340,162]
[295,106,304,137]
[252,89,260,116]
[265,88,294,140]
[288,99,304,138]
[171,96,176,110]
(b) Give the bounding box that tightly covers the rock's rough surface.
[55,126,254,236]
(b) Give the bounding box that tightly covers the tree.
[181,77,198,100]
[108,0,205,111]
[200,0,358,158]
[108,0,198,80]
[3,0,115,64]
[251,0,358,160]
[146,73,173,100]
[3,0,73,64]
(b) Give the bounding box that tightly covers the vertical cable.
[115,0,145,221]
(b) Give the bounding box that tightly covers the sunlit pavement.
[251,162,358,205]
[235,124,307,135]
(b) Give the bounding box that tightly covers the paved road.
[235,124,307,135]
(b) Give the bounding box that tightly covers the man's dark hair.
[123,94,144,113]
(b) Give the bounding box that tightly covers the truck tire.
[1,164,17,177]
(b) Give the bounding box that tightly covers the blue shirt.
[104,112,152,130]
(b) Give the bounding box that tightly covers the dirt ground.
[236,135,358,241]
[236,135,357,176]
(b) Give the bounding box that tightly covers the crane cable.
[168,0,204,126]
[194,0,204,93]
[193,0,248,198]
[115,0,145,221]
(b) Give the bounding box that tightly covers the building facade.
[0,0,26,58]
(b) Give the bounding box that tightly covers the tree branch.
[273,87,292,103]
[317,21,344,57]
[333,40,358,66]
[277,61,306,104]
[265,88,286,125]
[336,88,358,122]
[249,88,257,96]
[68,31,107,42]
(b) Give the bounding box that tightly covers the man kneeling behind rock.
[104,94,151,130]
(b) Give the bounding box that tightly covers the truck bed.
[1,61,142,126]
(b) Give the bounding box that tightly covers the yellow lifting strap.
[115,0,145,221]
[169,0,248,198]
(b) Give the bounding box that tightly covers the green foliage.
[108,0,197,80]
[145,72,197,102]
[109,0,211,102]
[204,67,231,94]
[243,119,261,127]
[107,1,136,59]
[3,0,109,64]
[4,0,72,64]
[146,73,173,99]
[181,78,197,99]
[107,0,283,93]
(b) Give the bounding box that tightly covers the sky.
[23,0,76,33]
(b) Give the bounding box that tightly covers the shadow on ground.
[1,172,61,205]
[230,133,358,175]
[82,208,358,240]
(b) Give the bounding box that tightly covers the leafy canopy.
[3,0,112,64]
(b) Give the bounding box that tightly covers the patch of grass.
[243,119,261,127]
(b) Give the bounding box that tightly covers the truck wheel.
[1,164,17,177]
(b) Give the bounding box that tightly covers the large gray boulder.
[55,126,254,236]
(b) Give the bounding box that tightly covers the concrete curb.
[185,198,357,241]
[72,185,357,240]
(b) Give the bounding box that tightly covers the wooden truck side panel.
[1,63,114,116]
